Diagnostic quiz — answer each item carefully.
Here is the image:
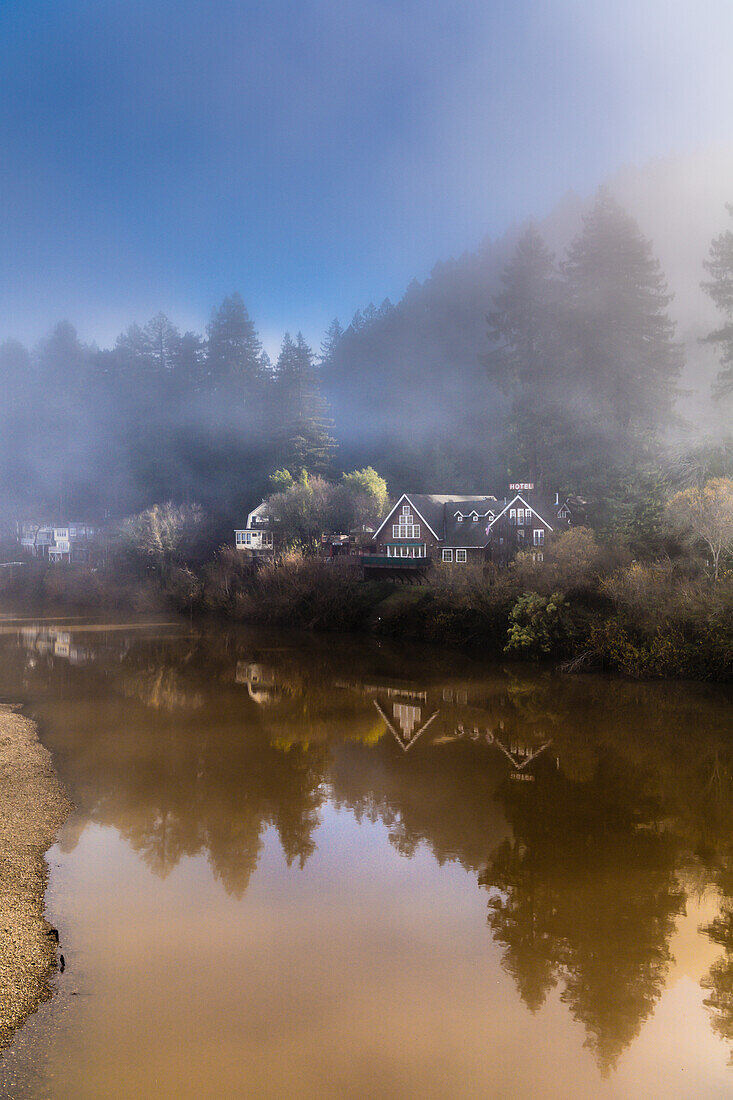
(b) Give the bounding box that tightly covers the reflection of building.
[373,696,439,751]
[486,731,554,780]
[236,661,281,705]
[19,625,95,665]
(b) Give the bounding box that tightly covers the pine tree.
[319,318,343,366]
[171,331,206,396]
[487,226,565,482]
[206,293,263,400]
[562,189,682,434]
[115,323,156,375]
[143,313,179,373]
[702,204,733,399]
[274,332,336,475]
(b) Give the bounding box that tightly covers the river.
[0,614,731,1098]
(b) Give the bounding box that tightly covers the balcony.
[360,554,432,583]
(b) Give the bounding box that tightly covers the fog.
[0,2,732,532]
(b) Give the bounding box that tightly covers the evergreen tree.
[143,312,179,373]
[274,332,336,475]
[319,318,343,366]
[171,331,206,396]
[702,204,733,399]
[562,189,682,434]
[115,322,157,375]
[206,293,263,400]
[487,226,565,483]
[37,320,91,395]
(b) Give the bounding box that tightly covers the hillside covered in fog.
[0,148,731,527]
[323,147,732,493]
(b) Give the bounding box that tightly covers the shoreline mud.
[0,704,72,1051]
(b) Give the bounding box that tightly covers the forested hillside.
[322,154,731,496]
[1,153,731,530]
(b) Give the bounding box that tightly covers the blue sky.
[1,0,733,355]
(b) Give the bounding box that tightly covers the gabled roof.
[373,493,443,540]
[246,501,270,527]
[558,494,588,511]
[375,493,499,544]
[487,494,554,533]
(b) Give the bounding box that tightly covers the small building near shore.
[234,502,276,557]
[17,522,100,564]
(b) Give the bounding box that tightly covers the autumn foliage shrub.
[375,562,518,645]
[592,561,733,679]
[232,551,384,630]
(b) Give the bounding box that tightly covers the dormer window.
[472,514,479,522]
[456,514,463,522]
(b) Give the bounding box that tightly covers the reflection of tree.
[701,867,733,1062]
[118,733,330,897]
[331,737,508,873]
[4,621,733,1068]
[701,900,733,1059]
[481,759,685,1073]
[483,839,556,1012]
[10,636,331,898]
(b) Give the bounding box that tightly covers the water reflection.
[1,618,732,1087]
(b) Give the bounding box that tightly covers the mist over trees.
[1,186,731,533]
[0,296,333,531]
[703,204,733,399]
[487,191,684,495]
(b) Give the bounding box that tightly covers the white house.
[234,502,275,555]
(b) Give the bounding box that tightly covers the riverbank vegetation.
[2,502,731,679]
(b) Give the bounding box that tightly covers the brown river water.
[0,615,731,1098]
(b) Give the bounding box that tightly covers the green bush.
[505,591,573,658]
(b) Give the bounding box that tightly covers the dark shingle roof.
[404,494,499,548]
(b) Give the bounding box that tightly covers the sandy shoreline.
[0,704,73,1051]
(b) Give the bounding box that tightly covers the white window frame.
[456,549,467,562]
[442,549,453,562]
[533,528,545,546]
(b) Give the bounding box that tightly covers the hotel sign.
[509,482,534,491]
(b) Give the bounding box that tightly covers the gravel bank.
[0,705,73,1051]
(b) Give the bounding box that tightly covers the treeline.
[2,190,732,537]
[0,297,333,527]
[323,191,733,503]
